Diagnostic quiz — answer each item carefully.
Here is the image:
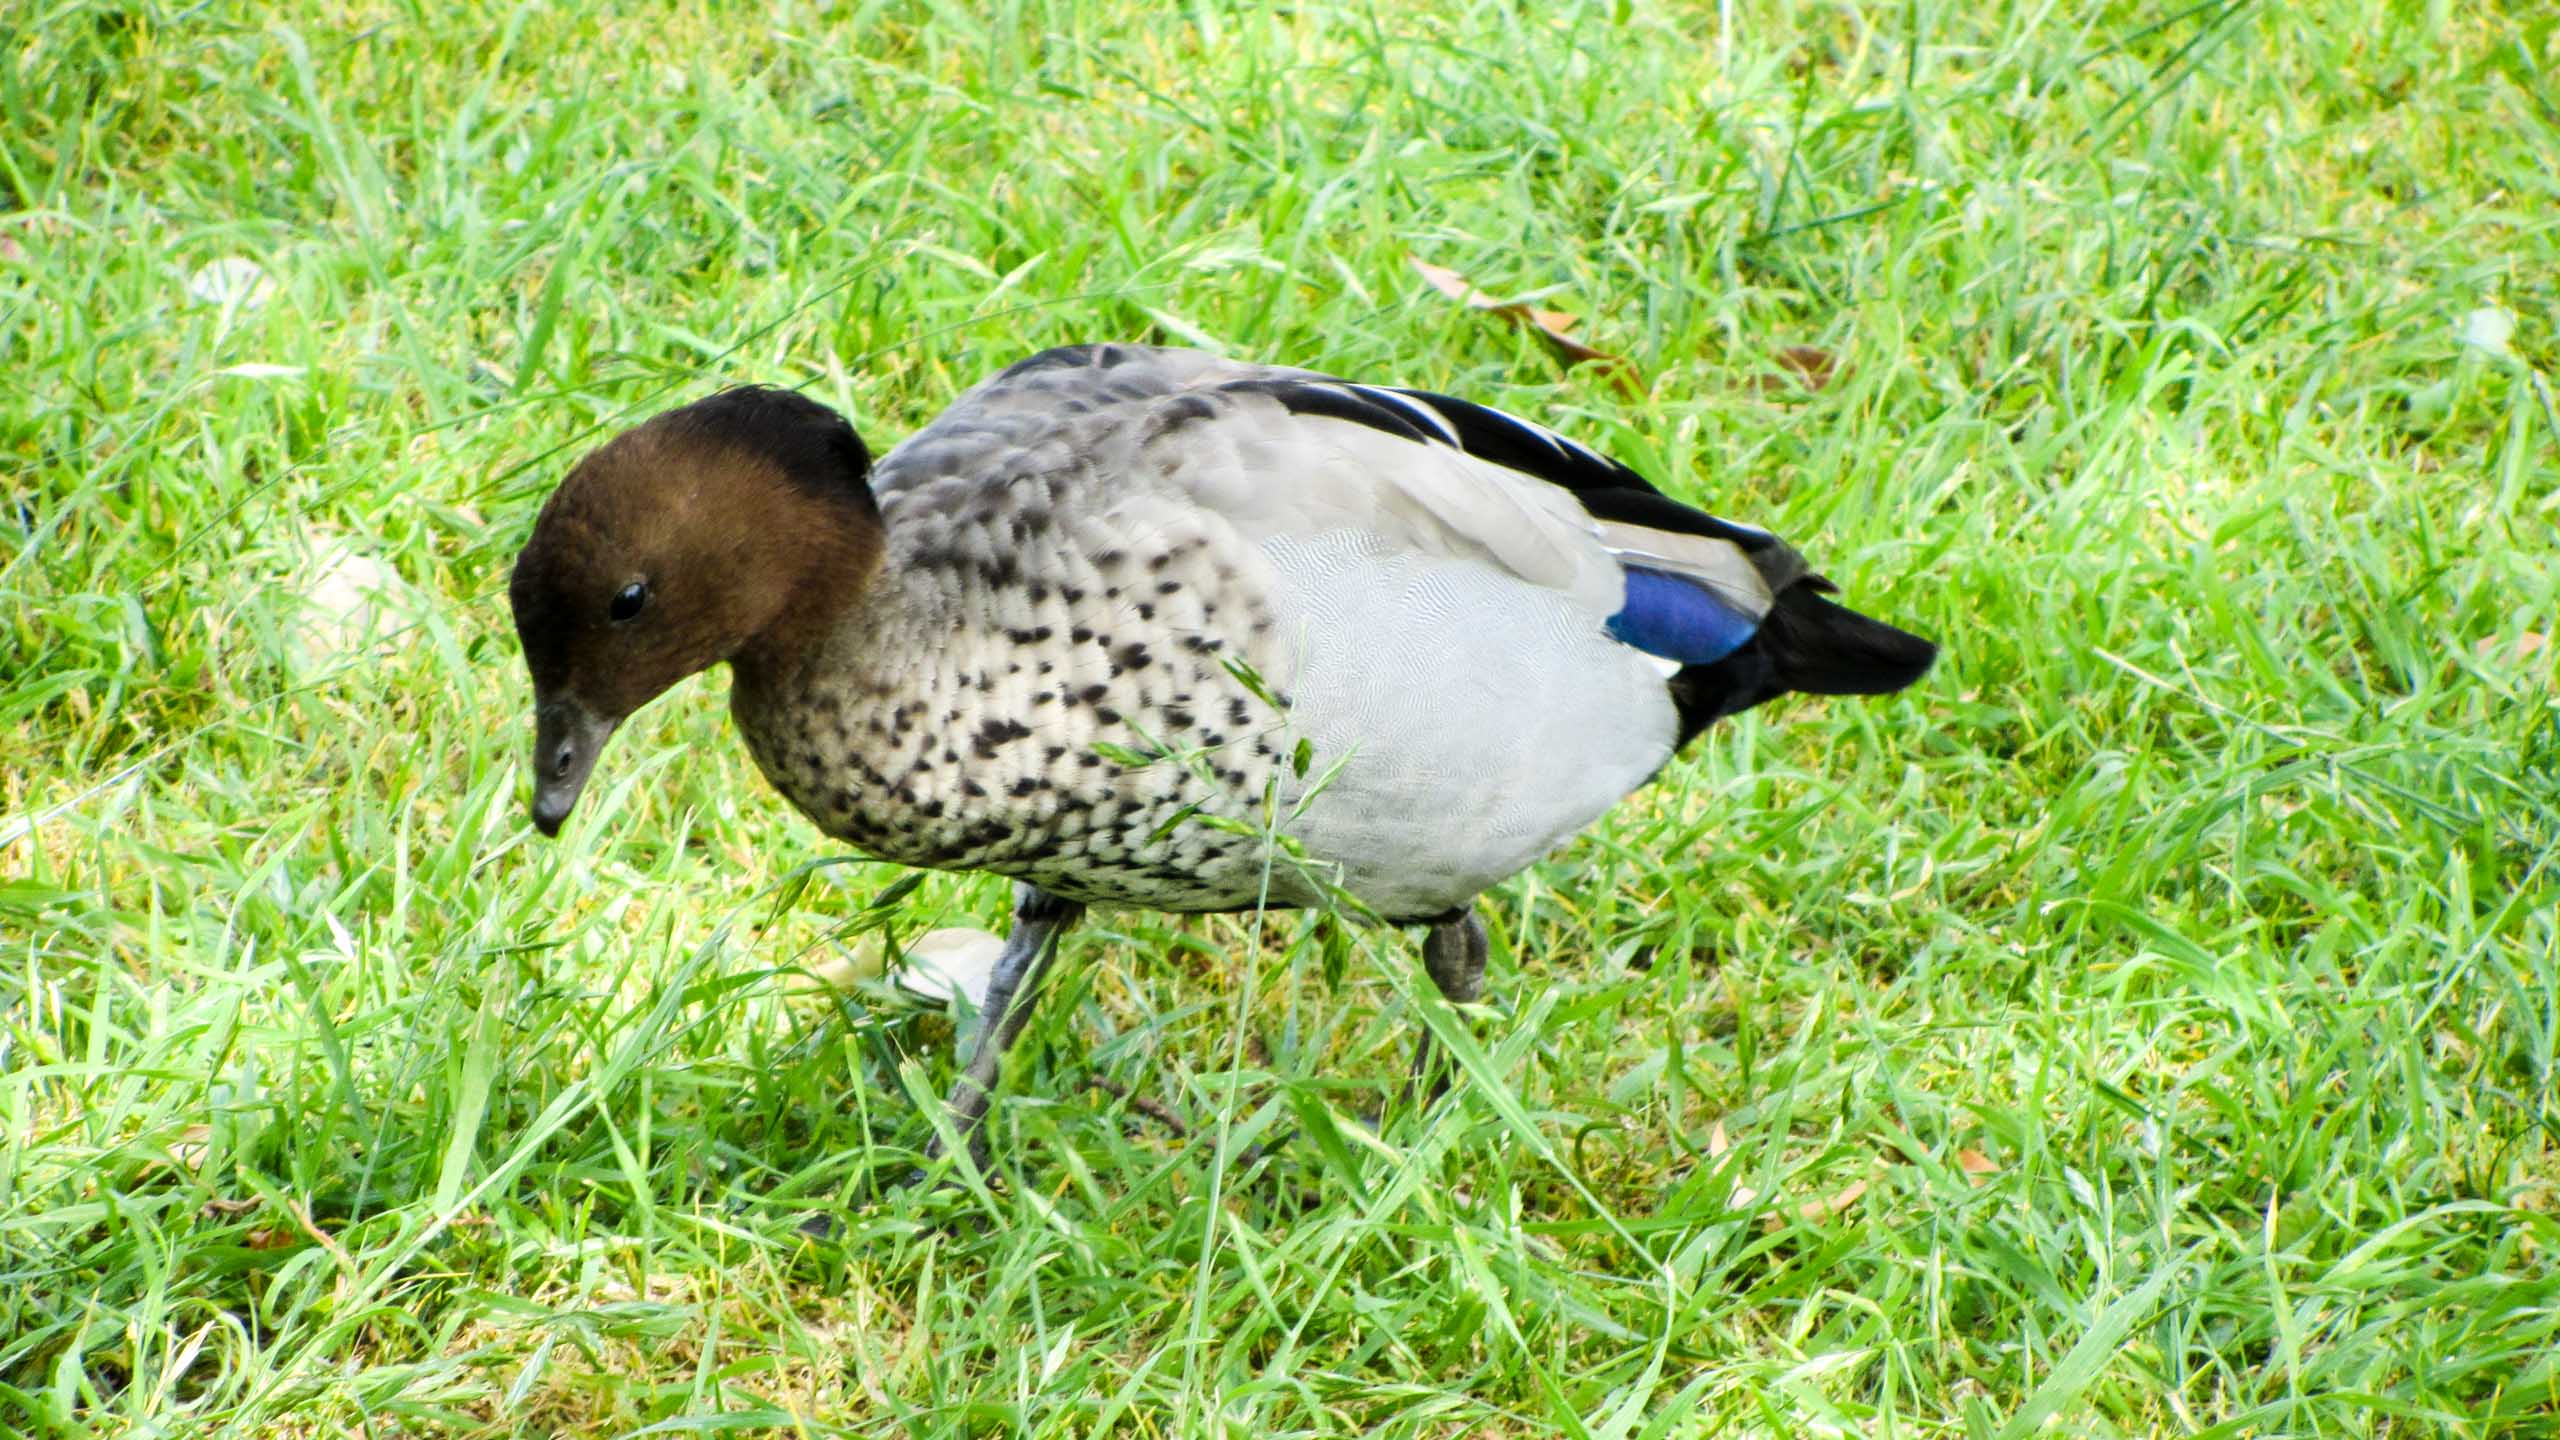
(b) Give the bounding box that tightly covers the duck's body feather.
[720,343,1913,921]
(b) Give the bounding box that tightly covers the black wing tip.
[1663,586,1933,744]
[1763,586,1937,696]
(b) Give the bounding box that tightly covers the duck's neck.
[727,513,900,688]
[724,530,978,859]
[727,527,946,715]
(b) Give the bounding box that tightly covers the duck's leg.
[1401,905,1489,1111]
[934,883,1085,1169]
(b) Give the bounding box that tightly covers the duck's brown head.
[507,387,883,836]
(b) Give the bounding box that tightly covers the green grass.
[6,0,2559,1433]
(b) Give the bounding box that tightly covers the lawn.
[5,0,2558,1434]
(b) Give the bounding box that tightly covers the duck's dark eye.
[609,581,649,623]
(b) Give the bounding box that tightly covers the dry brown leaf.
[2473,631,2549,664]
[1706,1120,1733,1160]
[1754,344,1840,396]
[1776,1177,1869,1229]
[132,1123,214,1178]
[1410,258,1642,391]
[243,1226,299,1251]
[1954,1148,1999,1184]
[1410,258,1506,310]
[1776,345,1837,389]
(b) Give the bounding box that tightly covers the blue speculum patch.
[1605,566,1759,664]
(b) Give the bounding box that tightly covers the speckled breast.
[729,470,1319,912]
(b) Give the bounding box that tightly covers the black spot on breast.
[1156,580,1181,595]
[972,718,1030,757]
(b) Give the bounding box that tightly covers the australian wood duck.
[508,343,1936,1167]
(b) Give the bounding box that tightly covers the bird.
[507,343,1935,1171]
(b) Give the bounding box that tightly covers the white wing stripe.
[1350,385,1463,445]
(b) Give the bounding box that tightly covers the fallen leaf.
[1781,1176,1869,1227]
[289,536,406,674]
[1776,345,1836,389]
[1754,344,1839,395]
[891,927,1008,1008]
[2473,631,2548,664]
[789,926,1008,1012]
[1410,258,1504,310]
[186,256,275,309]
[1954,1148,1999,1184]
[1706,1120,1732,1161]
[243,1226,299,1250]
[131,1123,215,1177]
[2455,304,2516,360]
[1411,258,1642,391]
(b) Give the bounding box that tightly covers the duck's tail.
[1667,582,1936,745]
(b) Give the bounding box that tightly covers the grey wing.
[876,343,1796,628]
[869,344,1323,498]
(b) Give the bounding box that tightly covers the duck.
[507,343,1935,1168]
